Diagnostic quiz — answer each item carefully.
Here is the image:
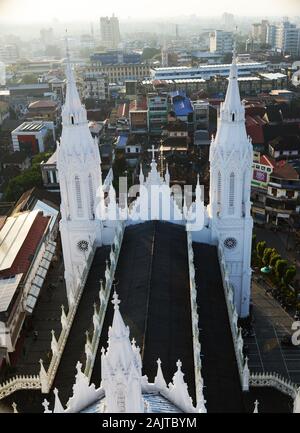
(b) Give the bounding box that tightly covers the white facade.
[83,71,108,101]
[207,48,253,318]
[58,50,253,318]
[100,15,121,49]
[57,57,105,306]
[210,30,234,54]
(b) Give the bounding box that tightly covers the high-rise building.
[266,19,300,56]
[100,14,121,49]
[266,24,277,47]
[251,20,269,44]
[40,28,54,46]
[221,12,235,31]
[210,30,234,54]
[275,20,300,56]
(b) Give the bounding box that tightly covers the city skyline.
[0,0,299,23]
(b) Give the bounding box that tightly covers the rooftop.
[0,210,39,272]
[152,62,267,72]
[13,121,47,133]
[260,73,287,80]
[2,151,29,164]
[28,100,58,110]
[0,274,23,313]
[269,135,300,151]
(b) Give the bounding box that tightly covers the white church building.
[34,47,300,414]
[58,47,253,320]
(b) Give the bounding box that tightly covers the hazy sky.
[0,0,299,22]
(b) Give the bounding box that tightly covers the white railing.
[0,375,41,400]
[186,231,206,411]
[84,222,125,380]
[0,242,97,399]
[41,243,97,393]
[217,242,248,389]
[249,372,298,399]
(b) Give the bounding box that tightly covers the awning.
[25,240,57,314]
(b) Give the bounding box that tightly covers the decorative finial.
[253,399,259,413]
[12,402,18,413]
[176,359,182,370]
[157,358,162,367]
[65,28,70,62]
[42,399,50,412]
[76,361,82,374]
[112,291,120,309]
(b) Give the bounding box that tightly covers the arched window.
[232,113,235,122]
[242,170,248,216]
[71,115,74,125]
[228,172,235,214]
[88,174,94,219]
[217,171,222,205]
[74,175,83,217]
[116,389,126,412]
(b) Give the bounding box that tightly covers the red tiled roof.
[117,103,129,119]
[245,115,265,144]
[0,212,50,279]
[260,154,275,167]
[258,154,298,180]
[129,97,147,111]
[273,162,299,180]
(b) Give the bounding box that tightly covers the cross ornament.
[148,144,159,161]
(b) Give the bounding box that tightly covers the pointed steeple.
[62,36,87,127]
[101,292,144,413]
[109,292,130,341]
[53,388,65,413]
[164,163,170,186]
[220,43,244,124]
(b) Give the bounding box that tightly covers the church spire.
[101,292,144,413]
[220,43,244,124]
[62,34,87,127]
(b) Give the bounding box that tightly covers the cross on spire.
[65,29,70,62]
[176,359,182,370]
[148,144,159,162]
[112,291,120,309]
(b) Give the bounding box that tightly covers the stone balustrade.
[249,372,298,399]
[83,222,124,380]
[0,241,97,400]
[217,242,248,389]
[186,231,206,412]
[0,375,41,400]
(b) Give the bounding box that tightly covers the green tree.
[141,47,161,61]
[270,253,281,268]
[262,248,276,266]
[3,152,52,202]
[275,259,288,282]
[283,266,297,286]
[21,74,38,84]
[256,241,266,260]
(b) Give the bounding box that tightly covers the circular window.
[77,240,89,252]
[224,237,237,250]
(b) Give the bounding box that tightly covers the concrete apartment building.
[11,121,55,154]
[100,15,121,49]
[82,71,108,101]
[209,30,234,54]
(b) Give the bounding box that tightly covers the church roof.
[80,392,183,413]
